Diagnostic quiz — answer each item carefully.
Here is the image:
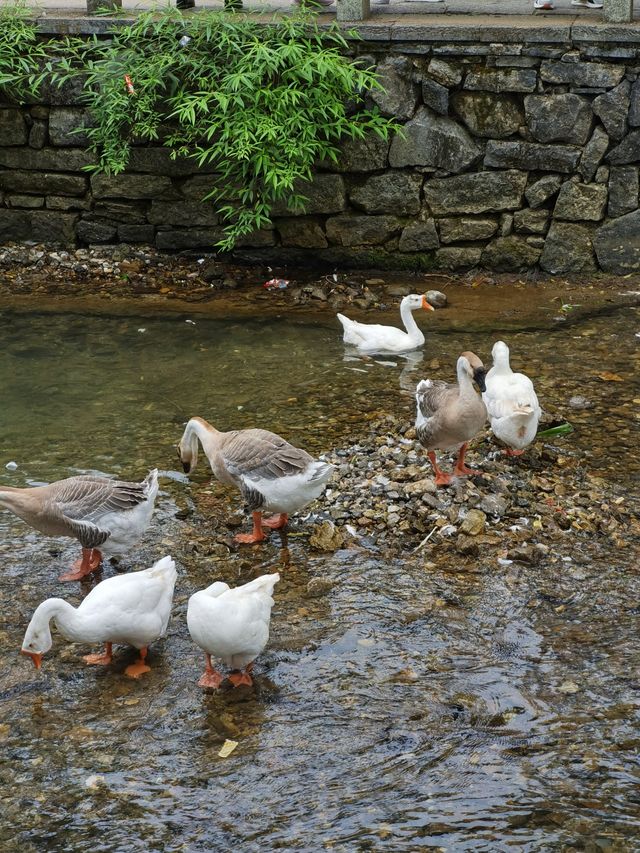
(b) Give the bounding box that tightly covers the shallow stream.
[0,299,638,851]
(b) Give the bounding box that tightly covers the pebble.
[426,289,448,308]
[459,508,486,536]
[569,395,593,410]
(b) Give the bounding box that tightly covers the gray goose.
[0,469,158,581]
[415,352,487,487]
[177,416,333,544]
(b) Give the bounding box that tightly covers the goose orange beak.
[21,650,43,669]
[421,295,435,311]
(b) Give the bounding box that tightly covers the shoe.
[533,0,554,8]
[571,0,603,7]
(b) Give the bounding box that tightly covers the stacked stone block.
[1,36,640,273]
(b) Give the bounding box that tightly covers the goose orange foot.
[228,666,253,688]
[452,443,482,478]
[427,452,453,487]
[124,647,151,679]
[234,512,268,544]
[83,642,113,666]
[59,548,102,582]
[453,464,482,477]
[504,448,524,457]
[261,513,288,530]
[198,654,223,689]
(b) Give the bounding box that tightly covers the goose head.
[177,433,198,474]
[459,351,487,393]
[21,608,54,669]
[491,340,511,370]
[402,294,435,313]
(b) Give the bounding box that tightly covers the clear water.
[0,305,638,852]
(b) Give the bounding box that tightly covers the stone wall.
[1,22,640,273]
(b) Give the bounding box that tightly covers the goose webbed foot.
[59,548,102,582]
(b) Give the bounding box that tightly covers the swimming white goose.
[337,293,434,354]
[415,352,488,486]
[177,417,334,544]
[21,555,177,678]
[0,470,158,581]
[483,340,541,456]
[187,572,280,688]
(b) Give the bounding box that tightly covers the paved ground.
[17,0,640,19]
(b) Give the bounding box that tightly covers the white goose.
[0,469,159,581]
[21,555,177,678]
[337,293,434,354]
[187,572,280,688]
[415,352,487,486]
[177,417,333,544]
[483,341,541,456]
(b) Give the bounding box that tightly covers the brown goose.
[415,352,487,486]
[0,470,158,581]
[177,417,334,544]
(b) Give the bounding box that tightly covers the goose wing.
[46,476,152,549]
[415,380,455,447]
[221,430,313,481]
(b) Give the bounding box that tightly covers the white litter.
[5,461,18,470]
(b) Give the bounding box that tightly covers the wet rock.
[569,395,593,410]
[508,544,540,564]
[558,680,581,694]
[460,508,486,536]
[479,494,508,517]
[306,577,335,598]
[426,289,447,308]
[455,534,480,556]
[309,520,345,551]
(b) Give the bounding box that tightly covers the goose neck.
[399,299,422,342]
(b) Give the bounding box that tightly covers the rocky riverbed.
[1,243,639,851]
[176,408,638,577]
[2,243,640,329]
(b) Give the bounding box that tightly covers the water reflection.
[0,307,639,851]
